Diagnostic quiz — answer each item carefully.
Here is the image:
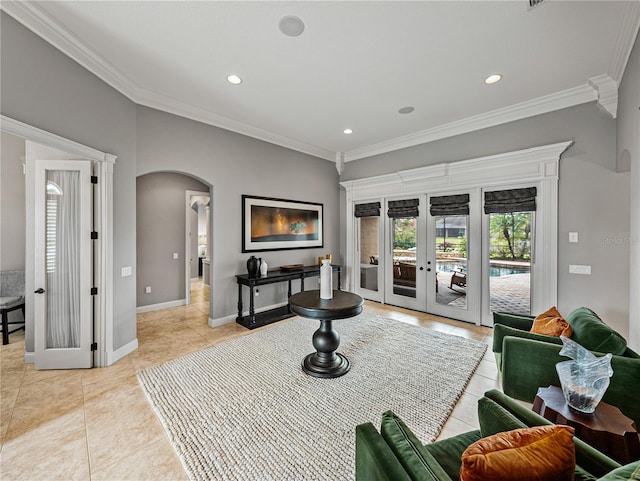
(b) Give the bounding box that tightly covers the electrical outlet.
[569,232,578,243]
[173,252,179,259]
[145,286,151,293]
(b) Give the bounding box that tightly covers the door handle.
[419,266,424,271]
[426,268,431,272]
[34,288,45,294]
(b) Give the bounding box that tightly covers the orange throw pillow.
[531,306,572,337]
[459,425,576,481]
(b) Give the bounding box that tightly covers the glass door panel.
[434,215,468,309]
[392,217,417,298]
[488,212,532,315]
[45,170,82,348]
[356,215,382,301]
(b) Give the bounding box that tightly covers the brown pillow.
[459,425,576,481]
[530,306,572,337]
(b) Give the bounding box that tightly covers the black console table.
[235,264,342,329]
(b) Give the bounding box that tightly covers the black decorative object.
[246,255,260,278]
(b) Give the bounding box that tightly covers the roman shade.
[354,202,381,218]
[430,194,470,216]
[484,187,537,214]
[387,199,419,218]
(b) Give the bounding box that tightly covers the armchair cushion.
[566,308,627,356]
[597,461,640,480]
[380,410,457,481]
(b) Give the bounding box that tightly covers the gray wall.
[0,132,25,271]
[0,12,137,351]
[0,132,26,327]
[136,106,341,321]
[617,30,640,350]
[341,102,631,337]
[136,172,208,307]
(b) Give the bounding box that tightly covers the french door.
[383,196,427,311]
[354,201,383,302]
[33,159,94,369]
[425,191,480,323]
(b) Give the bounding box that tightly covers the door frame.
[341,141,572,325]
[2,115,116,367]
[185,190,210,305]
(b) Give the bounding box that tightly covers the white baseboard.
[24,351,34,364]
[108,338,138,365]
[136,299,186,314]
[208,302,289,328]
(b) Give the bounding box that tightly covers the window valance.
[484,187,537,214]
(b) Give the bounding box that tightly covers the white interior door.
[34,159,93,369]
[384,195,427,311]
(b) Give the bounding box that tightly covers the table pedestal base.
[301,319,350,378]
[302,352,350,378]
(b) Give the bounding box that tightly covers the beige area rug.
[137,313,487,481]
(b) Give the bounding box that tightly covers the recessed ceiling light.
[343,129,353,135]
[227,74,242,85]
[398,106,415,114]
[279,16,305,37]
[485,74,502,84]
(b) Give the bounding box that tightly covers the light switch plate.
[569,232,578,243]
[121,266,132,277]
[173,252,179,259]
[569,264,591,275]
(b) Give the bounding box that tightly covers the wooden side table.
[289,290,363,379]
[533,385,640,464]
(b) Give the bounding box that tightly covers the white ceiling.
[3,1,639,164]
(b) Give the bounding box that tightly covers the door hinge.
[91,287,98,295]
[91,231,98,240]
[91,175,98,184]
[91,342,97,351]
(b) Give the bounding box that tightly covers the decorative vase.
[555,336,613,413]
[246,256,260,278]
[260,259,268,276]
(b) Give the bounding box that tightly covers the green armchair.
[492,307,640,425]
[355,389,639,481]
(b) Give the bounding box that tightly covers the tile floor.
[1,281,499,480]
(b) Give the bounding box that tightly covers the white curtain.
[46,170,81,348]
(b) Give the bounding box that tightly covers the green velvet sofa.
[492,307,640,425]
[355,389,639,481]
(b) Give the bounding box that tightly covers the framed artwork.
[242,195,323,252]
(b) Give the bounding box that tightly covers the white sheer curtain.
[46,170,81,348]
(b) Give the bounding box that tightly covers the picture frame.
[242,195,324,252]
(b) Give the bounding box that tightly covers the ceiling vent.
[528,0,546,9]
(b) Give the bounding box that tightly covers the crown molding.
[0,0,334,162]
[344,85,595,162]
[340,141,573,200]
[2,0,634,165]
[608,1,640,82]
[135,88,336,161]
[589,74,618,118]
[0,1,140,101]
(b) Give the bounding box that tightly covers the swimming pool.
[437,261,529,277]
